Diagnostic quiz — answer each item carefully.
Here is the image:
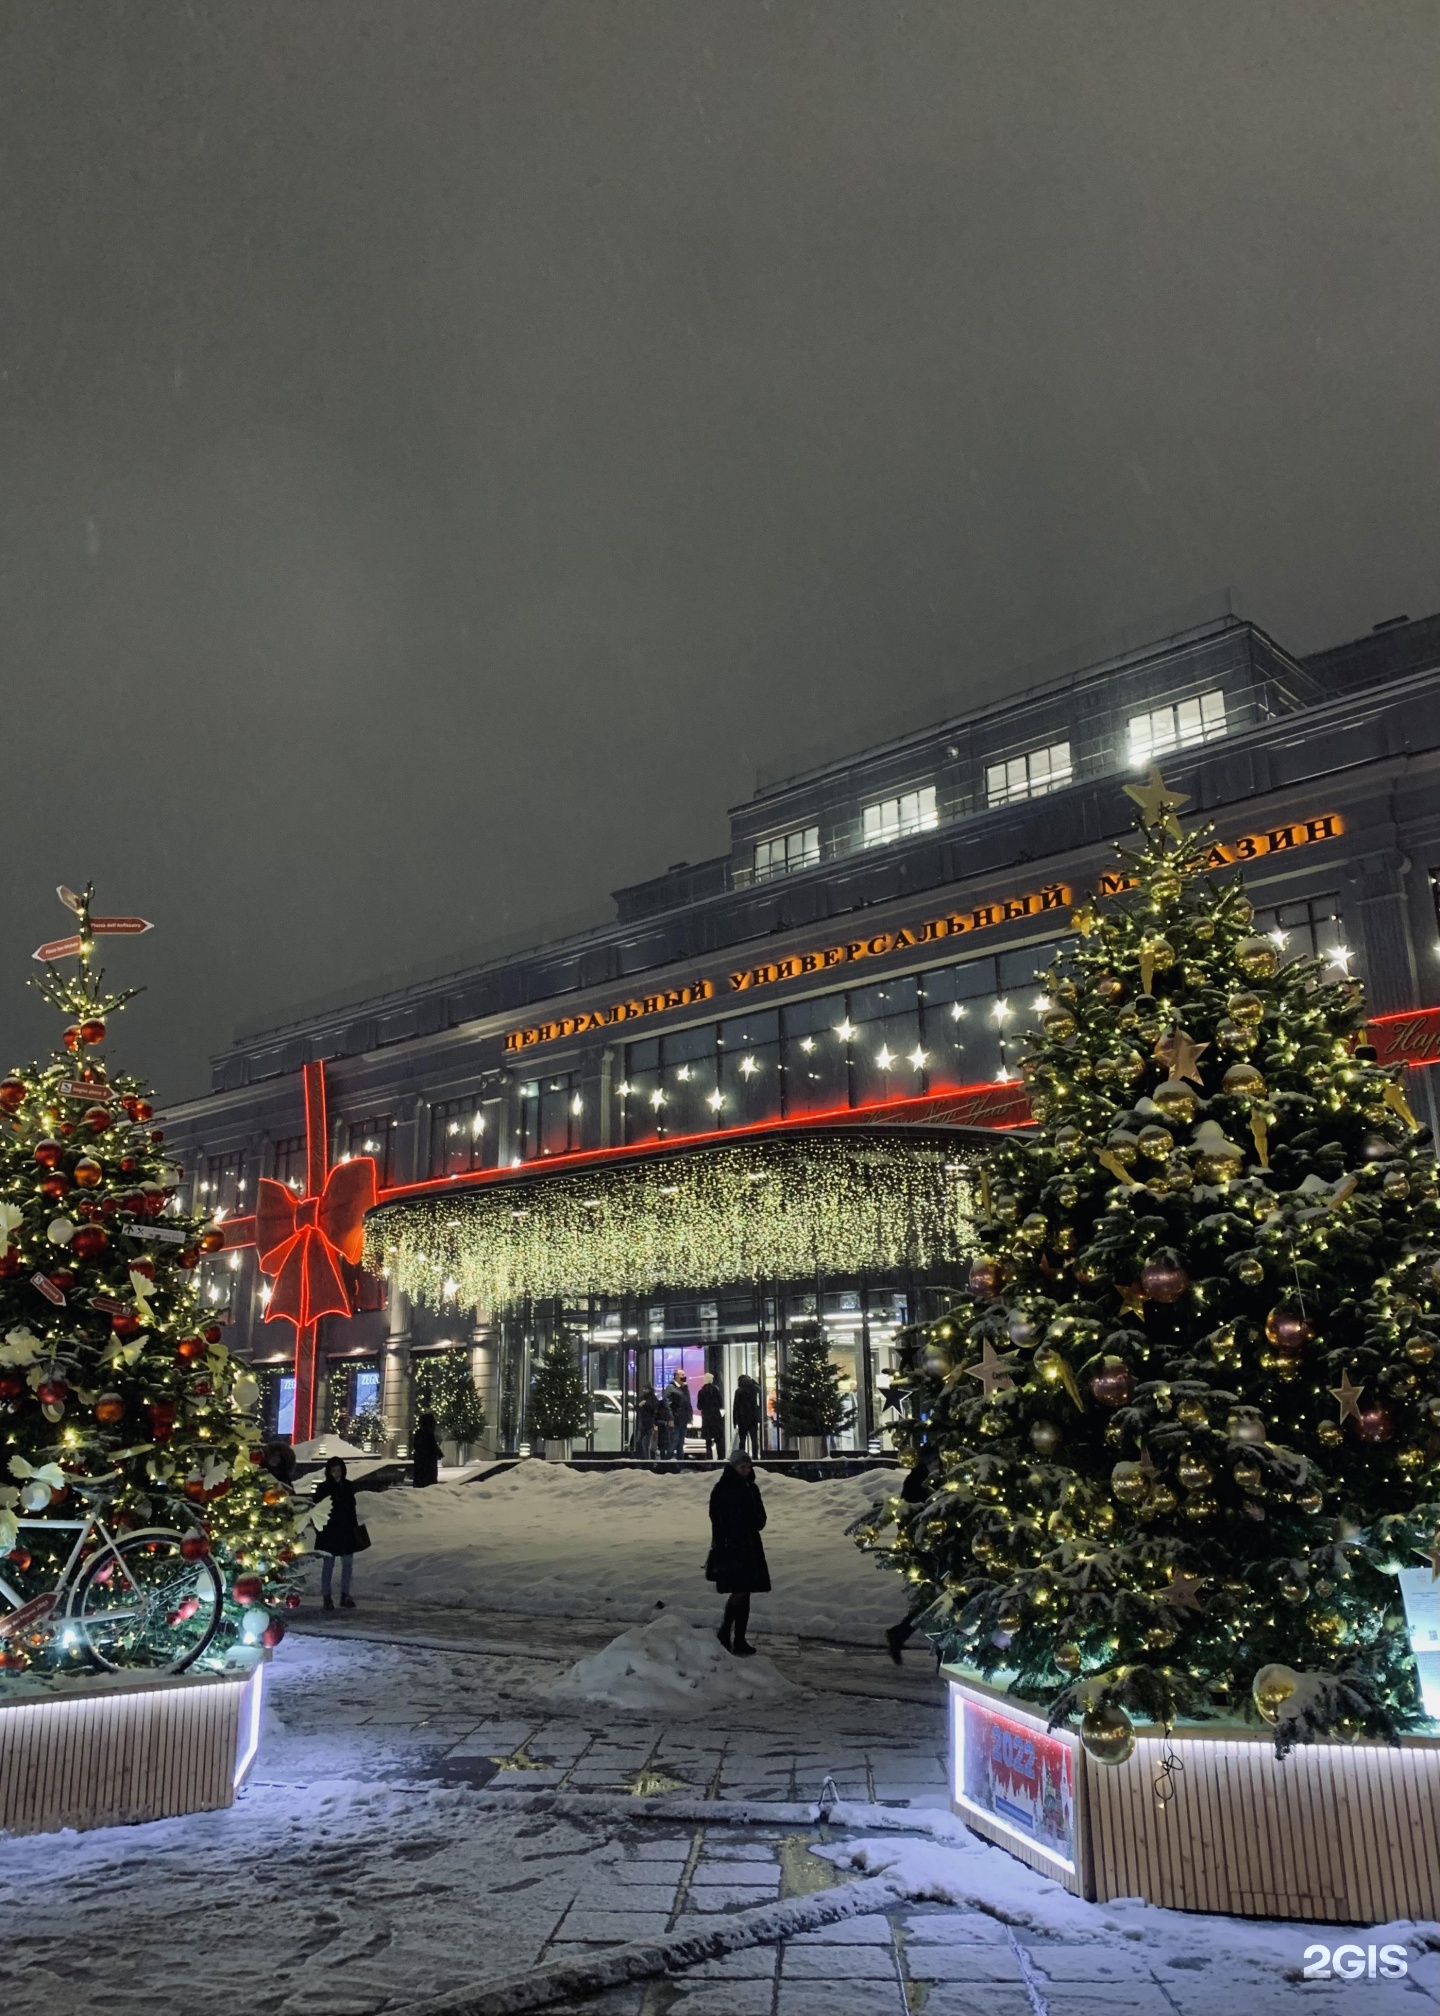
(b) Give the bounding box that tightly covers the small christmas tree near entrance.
[415,1345,487,1451]
[776,1323,850,1451]
[528,1337,589,1455]
[0,887,302,1680]
[860,773,1440,1757]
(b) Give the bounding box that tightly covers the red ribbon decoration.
[255,1158,377,1330]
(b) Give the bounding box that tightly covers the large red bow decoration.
[256,1159,377,1330]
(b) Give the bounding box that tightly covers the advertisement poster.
[1397,1567,1440,1721]
[957,1695,1076,1872]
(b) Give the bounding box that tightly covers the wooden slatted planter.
[946,1668,1440,1923]
[0,1657,267,1838]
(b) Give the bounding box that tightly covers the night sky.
[2,2,1436,1100]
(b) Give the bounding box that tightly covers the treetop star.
[1123,765,1188,836]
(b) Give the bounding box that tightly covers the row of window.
[752,689,1229,879]
[194,879,1347,1196]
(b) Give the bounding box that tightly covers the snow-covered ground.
[0,1467,1434,2016]
[337,1461,901,1641]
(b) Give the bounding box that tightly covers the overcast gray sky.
[2,1,1436,1099]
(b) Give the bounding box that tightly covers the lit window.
[754,825,820,882]
[1128,690,1227,767]
[861,784,938,848]
[985,741,1072,807]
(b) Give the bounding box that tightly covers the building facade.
[160,607,1440,1456]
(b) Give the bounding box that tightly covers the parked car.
[590,1388,626,1453]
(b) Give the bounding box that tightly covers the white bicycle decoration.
[0,1475,224,1674]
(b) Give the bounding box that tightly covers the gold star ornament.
[1123,766,1189,838]
[1329,1371,1364,1424]
[964,1340,1018,1397]
[1153,1026,1209,1087]
[1161,1569,1206,1613]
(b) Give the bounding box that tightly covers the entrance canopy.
[364,1126,984,1312]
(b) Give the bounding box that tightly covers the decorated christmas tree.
[414,1345,488,1447]
[0,887,302,1679]
[862,773,1440,1756]
[776,1323,850,1443]
[528,1336,590,1445]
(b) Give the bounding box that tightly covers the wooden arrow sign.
[33,917,153,962]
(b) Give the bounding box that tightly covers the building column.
[382,1277,413,1457]
[471,1308,497,1456]
[1343,845,1417,1016]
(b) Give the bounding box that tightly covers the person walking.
[411,1410,443,1488]
[311,1455,370,1610]
[706,1451,770,1656]
[696,1375,725,1460]
[885,1447,937,1662]
[666,1370,693,1460]
[732,1372,761,1458]
[634,1386,660,1458]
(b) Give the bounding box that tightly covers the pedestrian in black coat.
[696,1377,725,1459]
[635,1387,660,1458]
[885,1448,937,1662]
[731,1373,761,1458]
[666,1372,693,1460]
[411,1411,442,1489]
[312,1457,369,1610]
[706,1452,770,1656]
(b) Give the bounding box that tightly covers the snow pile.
[346,1460,899,1640]
[291,1433,369,1461]
[542,1609,798,1714]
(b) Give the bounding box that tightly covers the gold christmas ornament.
[1041,1006,1077,1041]
[1151,1080,1198,1126]
[1151,871,1182,903]
[1215,1016,1258,1054]
[1220,1061,1267,1101]
[1236,1255,1265,1287]
[1029,1420,1062,1455]
[1111,1460,1148,1505]
[1232,1457,1263,1494]
[1019,1212,1049,1245]
[996,1606,1022,1634]
[1235,935,1280,980]
[1054,1641,1082,1673]
[1226,990,1265,1028]
[1191,1119,1244,1184]
[1093,974,1125,1003]
[1080,1702,1137,1766]
[1177,1452,1214,1490]
[1404,1332,1437,1365]
[1175,1398,1208,1428]
[1136,1124,1173,1160]
[1054,1125,1084,1162]
[1055,1181,1079,1210]
[1382,1169,1410,1201]
[1148,1484,1179,1516]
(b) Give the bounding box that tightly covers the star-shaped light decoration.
[1329,1371,1364,1424]
[964,1340,1018,1397]
[1123,766,1189,838]
[1153,1026,1209,1087]
[1413,1541,1440,1582]
[1161,1569,1206,1613]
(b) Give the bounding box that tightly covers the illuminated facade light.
[950,1001,967,1021]
[570,1094,584,1116]
[739,1055,759,1077]
[876,1045,895,1070]
[676,1065,692,1082]
[650,1088,667,1108]
[706,1090,725,1111]
[835,1020,855,1042]
[992,999,1011,1024]
[908,1046,927,1070]
[471,1111,485,1136]
[799,1036,816,1054]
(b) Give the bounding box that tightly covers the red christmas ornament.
[95,1392,126,1424]
[180,1532,211,1561]
[199,1228,225,1255]
[285,1591,302,1610]
[0,1371,25,1400]
[36,1377,69,1406]
[149,1129,164,1145]
[206,1476,231,1501]
[249,1447,265,1464]
[7,1547,31,1573]
[72,1156,103,1189]
[133,1100,154,1123]
[968,1259,1004,1299]
[1140,1253,1190,1303]
[176,1337,205,1362]
[39,1174,70,1202]
[33,1139,64,1170]
[146,1399,177,1441]
[203,1324,223,1345]
[1088,1357,1134,1408]
[0,1077,27,1112]
[111,1312,142,1340]
[1264,1304,1313,1354]
[130,1257,155,1279]
[0,1250,21,1278]
[62,1026,82,1052]
[178,1247,199,1269]
[261,1619,286,1648]
[83,1106,112,1134]
[142,1189,166,1218]
[232,1573,265,1605]
[182,1478,207,1501]
[119,1157,136,1172]
[78,1019,106,1045]
[1356,1403,1395,1443]
[70,1224,108,1259]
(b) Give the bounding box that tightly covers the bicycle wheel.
[70,1529,225,1674]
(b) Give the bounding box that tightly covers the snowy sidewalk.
[0,1611,1432,2016]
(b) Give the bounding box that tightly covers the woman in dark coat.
[411,1411,443,1488]
[666,1372,693,1459]
[312,1456,367,1609]
[706,1452,770,1656]
[731,1374,761,1458]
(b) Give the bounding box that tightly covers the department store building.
[161,606,1440,1457]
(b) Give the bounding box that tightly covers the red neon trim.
[1367,1005,1440,1070]
[303,1061,328,1199]
[374,1077,1032,1207]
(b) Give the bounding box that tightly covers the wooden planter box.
[945,1668,1440,1924]
[0,1656,267,1838]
